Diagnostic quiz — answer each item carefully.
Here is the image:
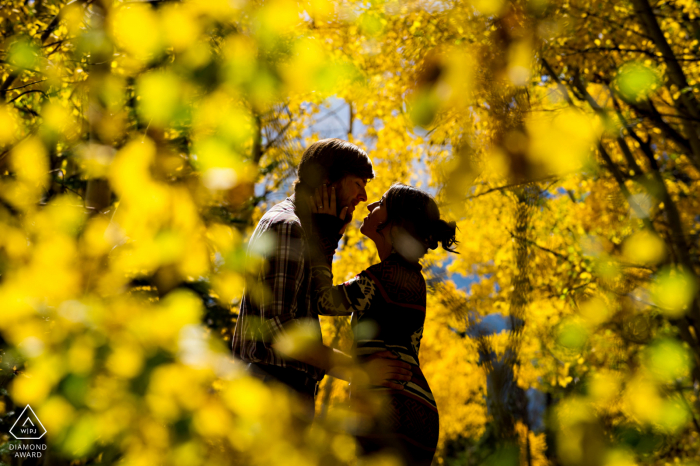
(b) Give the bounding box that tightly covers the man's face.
[331,175,368,220]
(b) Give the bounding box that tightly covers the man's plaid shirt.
[232,195,326,381]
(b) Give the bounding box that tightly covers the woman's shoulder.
[366,253,424,275]
[364,254,426,306]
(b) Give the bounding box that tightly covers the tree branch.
[461,175,559,202]
[628,100,694,164]
[541,58,574,105]
[597,143,654,230]
[630,0,700,167]
[5,79,47,91]
[507,229,569,261]
[8,89,48,103]
[1,0,85,101]
[571,73,645,177]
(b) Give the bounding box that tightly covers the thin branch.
[41,38,74,49]
[46,40,66,57]
[0,128,37,163]
[560,46,700,63]
[251,113,263,166]
[462,175,559,201]
[541,58,574,105]
[626,100,694,162]
[567,5,653,41]
[5,79,47,91]
[597,142,654,230]
[50,169,84,198]
[8,89,48,103]
[615,261,655,272]
[675,384,700,433]
[262,119,293,155]
[651,111,700,123]
[1,0,84,101]
[543,281,592,300]
[571,72,645,177]
[507,228,569,261]
[14,105,40,117]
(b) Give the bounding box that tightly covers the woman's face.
[360,193,389,243]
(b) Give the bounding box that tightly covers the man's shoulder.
[258,198,304,233]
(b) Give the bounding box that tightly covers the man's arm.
[261,217,411,387]
[273,339,411,390]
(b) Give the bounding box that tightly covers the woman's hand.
[309,185,349,220]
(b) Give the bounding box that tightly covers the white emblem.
[411,327,423,355]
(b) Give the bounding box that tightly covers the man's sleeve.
[310,266,376,316]
[258,220,306,344]
[306,213,373,316]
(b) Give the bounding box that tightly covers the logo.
[10,405,47,440]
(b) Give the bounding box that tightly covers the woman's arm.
[307,213,377,317]
[310,265,376,316]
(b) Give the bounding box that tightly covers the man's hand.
[360,350,412,390]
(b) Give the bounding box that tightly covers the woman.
[307,183,458,466]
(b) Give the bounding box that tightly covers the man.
[232,139,411,420]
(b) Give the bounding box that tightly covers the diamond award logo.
[10,405,47,440]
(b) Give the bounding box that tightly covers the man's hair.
[293,139,374,194]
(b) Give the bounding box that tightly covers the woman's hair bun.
[428,219,458,253]
[381,183,459,257]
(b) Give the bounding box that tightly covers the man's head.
[294,138,374,219]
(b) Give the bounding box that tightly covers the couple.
[232,139,457,465]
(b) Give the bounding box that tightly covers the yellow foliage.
[1,0,700,465]
[110,4,162,61]
[526,109,602,175]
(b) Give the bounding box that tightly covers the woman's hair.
[378,183,458,257]
[293,139,374,195]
